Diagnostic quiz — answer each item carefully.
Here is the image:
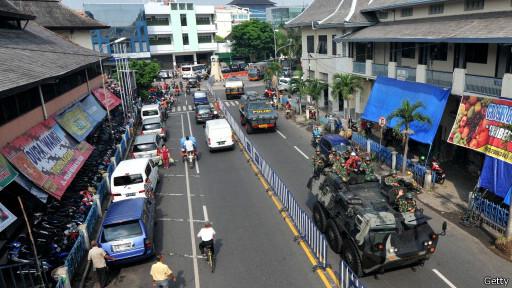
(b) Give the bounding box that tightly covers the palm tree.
[387,100,432,175]
[265,61,282,100]
[331,73,363,119]
[290,72,307,115]
[306,78,327,123]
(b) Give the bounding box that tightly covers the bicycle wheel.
[208,250,215,273]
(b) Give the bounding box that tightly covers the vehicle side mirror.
[441,221,447,236]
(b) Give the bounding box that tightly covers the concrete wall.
[0,75,103,148]
[466,43,497,77]
[56,30,93,50]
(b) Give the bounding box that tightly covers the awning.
[1,118,93,200]
[81,94,107,124]
[479,156,512,205]
[92,87,122,111]
[0,202,17,233]
[336,11,512,43]
[0,154,18,191]
[362,77,450,144]
[56,102,96,142]
[14,173,48,203]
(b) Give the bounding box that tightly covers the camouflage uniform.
[333,158,348,181]
[312,154,325,178]
[384,174,399,186]
[398,198,417,213]
[360,161,377,181]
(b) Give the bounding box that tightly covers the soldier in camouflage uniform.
[327,148,337,167]
[384,170,400,186]
[398,192,417,213]
[332,154,349,182]
[360,156,377,182]
[312,149,325,178]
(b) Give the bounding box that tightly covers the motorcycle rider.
[182,136,196,161]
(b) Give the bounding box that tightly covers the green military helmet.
[405,192,414,200]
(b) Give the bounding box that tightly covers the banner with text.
[56,102,95,142]
[0,203,17,232]
[0,154,18,191]
[448,96,512,164]
[1,118,93,200]
[92,88,122,111]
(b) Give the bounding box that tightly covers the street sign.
[379,116,386,127]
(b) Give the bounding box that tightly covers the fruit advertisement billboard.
[448,96,512,164]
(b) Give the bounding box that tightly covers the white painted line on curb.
[276,130,287,139]
[432,269,457,288]
[294,146,309,160]
[203,205,209,222]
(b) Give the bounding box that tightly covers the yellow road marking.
[236,139,339,288]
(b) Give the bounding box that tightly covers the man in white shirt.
[197,223,216,256]
[88,240,115,288]
[184,136,195,152]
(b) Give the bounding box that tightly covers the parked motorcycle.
[431,159,446,184]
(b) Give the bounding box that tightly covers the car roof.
[103,198,145,225]
[143,118,161,124]
[142,104,159,110]
[196,104,211,109]
[207,119,230,127]
[134,134,158,145]
[113,158,151,175]
[323,134,350,145]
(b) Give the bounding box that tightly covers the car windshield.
[133,143,157,152]
[248,69,258,73]
[143,123,161,130]
[102,220,143,242]
[113,174,143,186]
[142,110,159,116]
[197,105,211,112]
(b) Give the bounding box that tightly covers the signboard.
[56,102,94,142]
[81,94,107,123]
[92,88,122,111]
[1,118,93,200]
[378,116,386,127]
[0,154,18,191]
[448,96,512,164]
[396,69,408,81]
[0,203,17,232]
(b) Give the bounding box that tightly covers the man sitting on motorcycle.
[181,136,197,161]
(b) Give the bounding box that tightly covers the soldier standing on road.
[150,254,176,288]
[312,149,325,178]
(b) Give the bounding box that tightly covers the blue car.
[98,198,155,265]
[193,91,209,106]
[318,134,350,158]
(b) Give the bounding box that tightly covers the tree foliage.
[331,73,363,118]
[128,60,160,100]
[231,20,274,62]
[264,62,282,88]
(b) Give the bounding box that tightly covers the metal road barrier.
[471,193,509,233]
[65,233,86,282]
[217,98,328,269]
[340,261,367,288]
[0,261,48,288]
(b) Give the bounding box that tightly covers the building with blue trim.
[227,0,275,21]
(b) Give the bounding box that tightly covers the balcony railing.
[426,70,453,88]
[372,64,387,78]
[396,66,416,82]
[465,74,502,98]
[353,61,366,75]
[146,19,169,26]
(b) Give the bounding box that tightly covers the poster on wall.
[1,118,93,200]
[448,95,512,164]
[0,203,17,232]
[0,154,18,191]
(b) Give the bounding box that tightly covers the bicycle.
[205,244,215,273]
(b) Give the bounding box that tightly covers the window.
[196,15,211,25]
[401,8,413,17]
[376,11,388,19]
[465,0,484,10]
[146,16,169,26]
[401,42,416,59]
[183,34,189,45]
[429,4,444,14]
[307,35,314,53]
[171,3,177,10]
[187,3,193,10]
[102,221,143,242]
[465,43,488,64]
[332,35,337,55]
[113,174,143,186]
[179,3,186,10]
[430,43,448,61]
[317,35,327,54]
[180,14,187,26]
[148,35,172,45]
[198,34,213,43]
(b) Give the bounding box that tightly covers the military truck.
[239,94,278,134]
[309,172,445,276]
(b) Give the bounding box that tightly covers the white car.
[205,119,235,151]
[278,77,291,92]
[110,158,159,202]
[141,104,162,122]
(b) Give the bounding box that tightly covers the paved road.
[86,84,324,288]
[217,80,512,288]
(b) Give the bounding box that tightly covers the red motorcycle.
[264,88,276,98]
[431,159,446,184]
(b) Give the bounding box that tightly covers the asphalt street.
[217,79,512,288]
[86,83,324,288]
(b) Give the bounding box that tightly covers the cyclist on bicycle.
[197,223,215,256]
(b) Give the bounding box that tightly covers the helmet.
[186,136,190,140]
[351,152,356,156]
[331,148,336,152]
[405,192,414,200]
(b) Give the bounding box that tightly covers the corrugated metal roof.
[285,0,341,27]
[0,0,35,20]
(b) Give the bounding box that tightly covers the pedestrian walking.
[150,254,176,288]
[160,144,170,168]
[87,240,114,288]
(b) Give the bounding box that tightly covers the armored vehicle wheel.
[313,202,328,233]
[343,241,363,277]
[326,219,343,253]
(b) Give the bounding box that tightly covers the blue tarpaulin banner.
[81,94,106,124]
[362,77,450,144]
[479,155,512,205]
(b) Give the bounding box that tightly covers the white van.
[141,104,161,122]
[181,65,195,80]
[205,119,235,151]
[110,158,159,202]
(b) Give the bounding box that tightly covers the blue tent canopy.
[479,155,512,205]
[362,77,450,144]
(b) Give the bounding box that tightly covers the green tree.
[387,100,432,175]
[214,35,225,43]
[306,78,327,123]
[331,73,363,118]
[122,60,160,100]
[290,72,307,115]
[231,20,274,62]
[264,61,282,89]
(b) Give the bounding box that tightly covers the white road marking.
[172,107,176,112]
[158,218,184,222]
[185,99,188,105]
[188,105,193,111]
[160,193,185,196]
[185,111,201,174]
[202,205,209,222]
[234,100,239,105]
[432,269,457,288]
[180,114,200,288]
[276,129,287,139]
[177,106,182,112]
[224,101,230,107]
[294,146,309,160]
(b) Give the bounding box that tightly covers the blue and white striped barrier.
[340,260,367,288]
